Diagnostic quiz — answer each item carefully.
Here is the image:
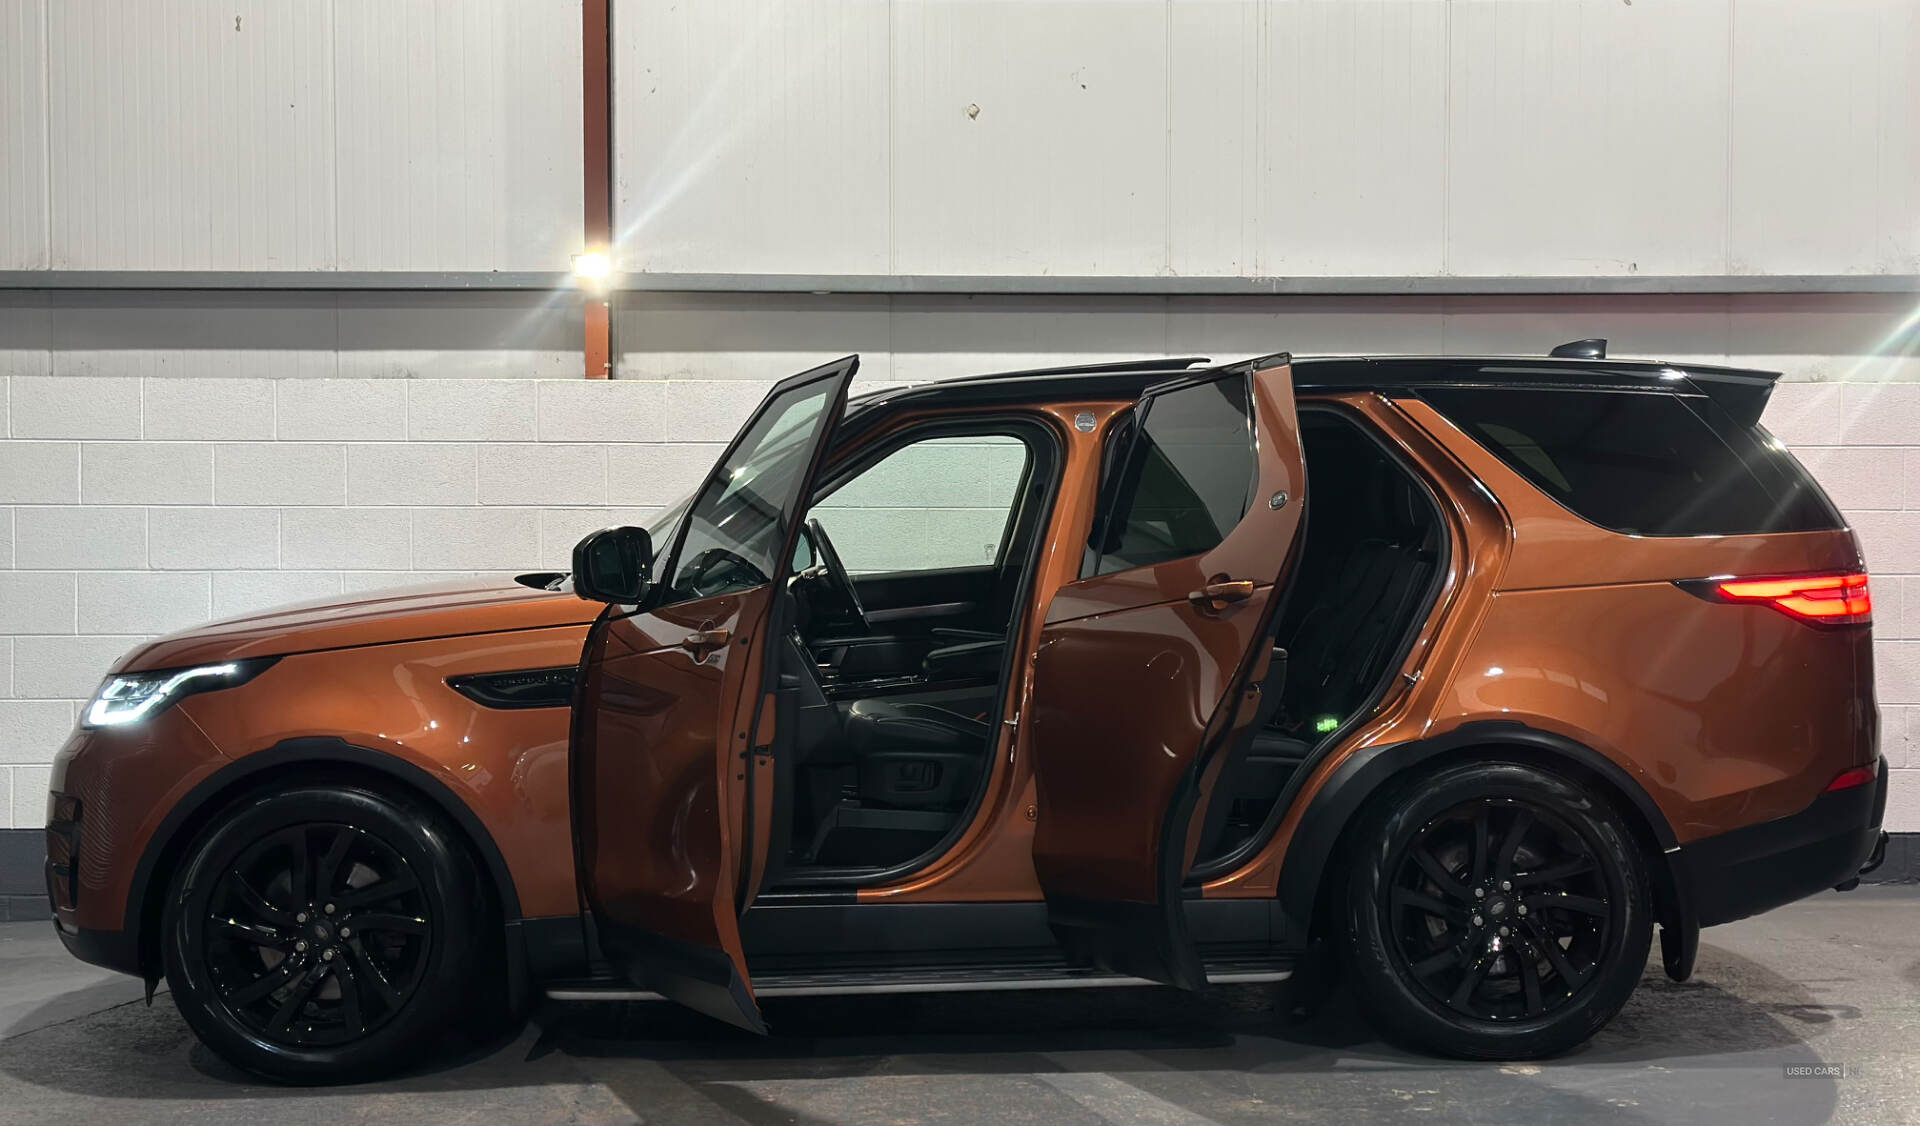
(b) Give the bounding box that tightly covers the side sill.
[546,953,1293,1002]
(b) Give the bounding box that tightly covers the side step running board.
[546,955,1292,1003]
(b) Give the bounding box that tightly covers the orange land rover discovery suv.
[45,346,1886,1083]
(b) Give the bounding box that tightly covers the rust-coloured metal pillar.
[582,0,613,378]
[584,297,611,379]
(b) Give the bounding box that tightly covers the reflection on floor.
[2,888,1917,1125]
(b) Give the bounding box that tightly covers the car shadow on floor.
[0,943,1846,1125]
[539,945,1833,1073]
[530,947,1847,1126]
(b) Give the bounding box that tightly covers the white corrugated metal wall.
[612,0,1918,279]
[7,1,1915,279]
[4,0,584,271]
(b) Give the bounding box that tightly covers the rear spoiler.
[1671,363,1782,428]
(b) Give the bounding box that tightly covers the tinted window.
[1083,374,1256,576]
[1420,387,1840,536]
[658,376,840,603]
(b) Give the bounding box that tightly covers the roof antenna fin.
[1550,338,1607,359]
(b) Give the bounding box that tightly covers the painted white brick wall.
[0,290,1915,834]
[0,374,678,828]
[815,436,1030,573]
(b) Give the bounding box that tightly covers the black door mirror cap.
[572,526,654,604]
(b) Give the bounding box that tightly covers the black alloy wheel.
[1387,798,1613,1023]
[199,823,431,1046]
[1344,760,1651,1059]
[165,784,495,1083]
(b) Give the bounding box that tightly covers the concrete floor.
[0,889,1915,1125]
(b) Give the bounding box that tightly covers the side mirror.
[572,526,653,604]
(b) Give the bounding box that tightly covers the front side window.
[1082,374,1257,577]
[657,377,841,604]
[811,435,1030,574]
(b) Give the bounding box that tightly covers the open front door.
[571,356,857,1032]
[1029,354,1305,990]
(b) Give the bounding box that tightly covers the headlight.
[82,658,276,728]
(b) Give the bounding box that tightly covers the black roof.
[846,352,1782,427]
[1294,355,1780,424]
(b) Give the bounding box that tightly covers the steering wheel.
[804,517,870,633]
[677,546,768,599]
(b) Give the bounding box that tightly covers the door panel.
[572,587,769,1029]
[572,355,858,1033]
[1029,355,1305,989]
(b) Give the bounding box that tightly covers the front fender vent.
[447,666,577,710]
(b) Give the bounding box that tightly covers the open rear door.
[571,356,858,1031]
[1029,354,1306,989]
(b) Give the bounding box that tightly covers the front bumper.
[43,710,229,977]
[54,922,144,977]
[1675,759,1888,928]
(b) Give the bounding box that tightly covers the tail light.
[1826,761,1879,792]
[1679,571,1872,627]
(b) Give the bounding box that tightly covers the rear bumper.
[1675,760,1887,928]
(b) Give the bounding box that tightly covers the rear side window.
[1082,374,1256,576]
[1420,387,1840,536]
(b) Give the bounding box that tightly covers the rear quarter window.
[1418,387,1841,536]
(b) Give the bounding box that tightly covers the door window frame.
[770,410,1066,890]
[648,372,851,612]
[1183,400,1454,885]
[1080,369,1259,580]
[807,421,1041,579]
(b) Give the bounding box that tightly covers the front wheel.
[1344,760,1652,1059]
[163,783,492,1083]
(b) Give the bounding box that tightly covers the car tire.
[1343,760,1652,1060]
[163,782,492,1084]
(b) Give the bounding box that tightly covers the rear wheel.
[163,784,491,1083]
[1344,760,1651,1059]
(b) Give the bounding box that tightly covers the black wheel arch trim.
[1275,720,1681,948]
[125,737,528,984]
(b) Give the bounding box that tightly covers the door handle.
[678,628,731,658]
[1188,578,1256,612]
